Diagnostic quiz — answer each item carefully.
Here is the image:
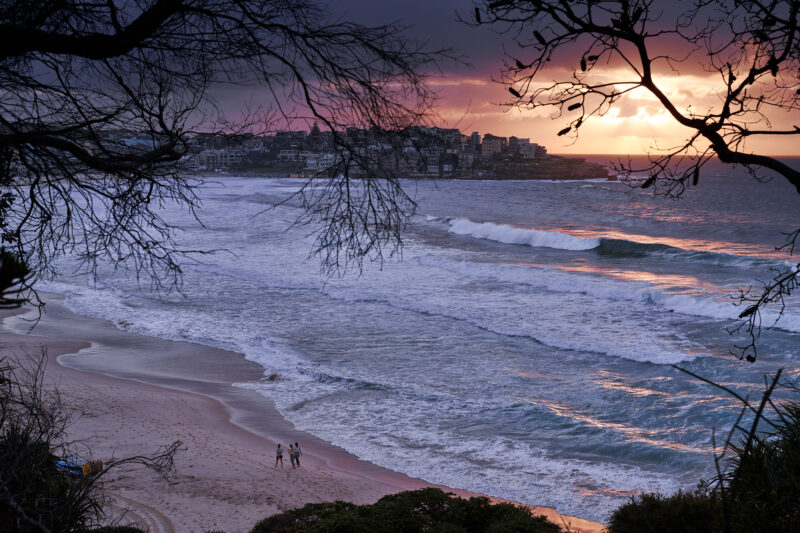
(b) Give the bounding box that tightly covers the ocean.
[40,158,800,522]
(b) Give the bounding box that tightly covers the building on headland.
[199,148,244,170]
[480,134,506,157]
[182,124,610,179]
[469,131,481,150]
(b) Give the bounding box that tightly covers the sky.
[328,1,797,156]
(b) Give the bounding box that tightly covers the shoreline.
[206,172,617,182]
[0,294,604,532]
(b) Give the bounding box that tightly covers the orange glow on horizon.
[432,71,799,156]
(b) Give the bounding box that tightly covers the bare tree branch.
[476,0,800,361]
[0,0,446,308]
[0,351,181,531]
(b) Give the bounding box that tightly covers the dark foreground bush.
[0,357,101,532]
[718,401,800,532]
[608,398,800,533]
[251,488,562,533]
[0,354,179,532]
[607,490,720,533]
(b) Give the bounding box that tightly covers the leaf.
[587,55,599,62]
[692,167,699,186]
[567,102,581,111]
[739,305,758,318]
[509,87,521,98]
[580,58,587,71]
[475,7,481,23]
[534,30,546,45]
[641,176,657,189]
[515,59,525,70]
[557,126,571,136]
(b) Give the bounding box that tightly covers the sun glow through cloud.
[432,68,796,155]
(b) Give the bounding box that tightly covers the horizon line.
[552,152,800,158]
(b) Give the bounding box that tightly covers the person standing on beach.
[275,444,284,468]
[288,444,297,469]
[294,442,302,467]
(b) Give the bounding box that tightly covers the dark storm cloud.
[212,1,792,154]
[333,0,503,72]
[329,1,718,83]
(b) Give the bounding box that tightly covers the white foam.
[30,175,799,525]
[656,291,800,334]
[243,376,693,523]
[448,218,600,251]
[417,255,800,335]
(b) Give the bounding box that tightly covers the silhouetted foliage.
[607,490,720,533]
[474,0,800,361]
[0,353,180,532]
[251,488,563,533]
[714,398,800,531]
[0,0,443,308]
[608,370,800,533]
[0,248,31,309]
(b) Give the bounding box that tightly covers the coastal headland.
[1,294,604,533]
[160,125,613,180]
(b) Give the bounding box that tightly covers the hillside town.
[116,125,613,180]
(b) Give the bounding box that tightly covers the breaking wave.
[448,219,600,251]
[444,218,792,271]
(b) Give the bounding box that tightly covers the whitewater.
[40,161,800,522]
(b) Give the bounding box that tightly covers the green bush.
[251,488,562,533]
[608,399,800,533]
[0,248,32,308]
[606,490,720,533]
[0,354,179,532]
[0,356,102,533]
[719,401,800,531]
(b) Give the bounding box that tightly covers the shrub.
[606,490,720,533]
[0,354,179,532]
[0,356,102,532]
[608,397,800,533]
[719,401,800,531]
[251,488,562,533]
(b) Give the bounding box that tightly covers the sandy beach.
[1,294,604,533]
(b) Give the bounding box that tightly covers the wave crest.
[448,219,600,251]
